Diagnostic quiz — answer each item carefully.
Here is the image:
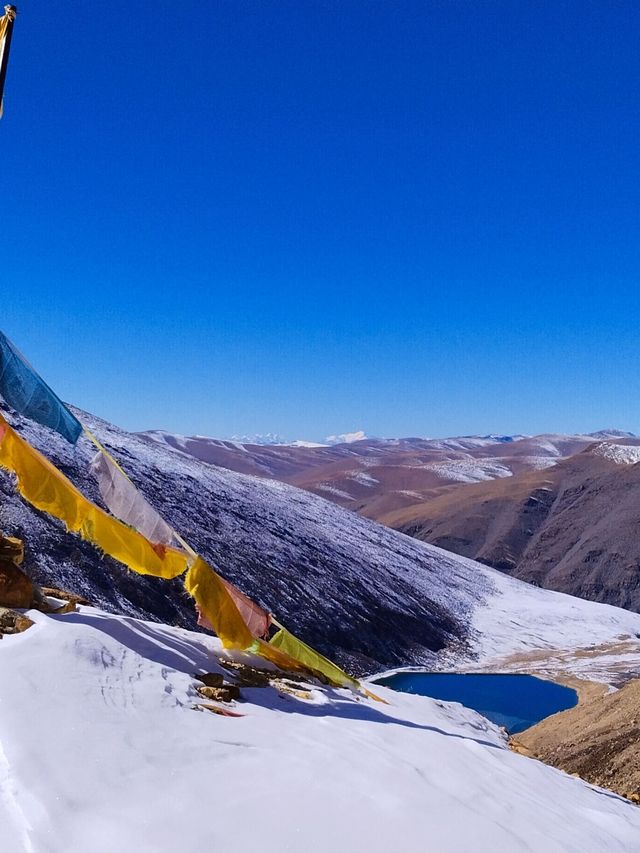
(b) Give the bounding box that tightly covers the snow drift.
[1,607,640,853]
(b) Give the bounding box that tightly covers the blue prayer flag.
[0,331,82,444]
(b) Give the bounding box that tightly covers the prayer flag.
[0,413,188,579]
[0,330,82,444]
[90,450,178,547]
[0,6,16,117]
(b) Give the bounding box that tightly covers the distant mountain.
[6,403,640,674]
[325,430,369,445]
[228,432,290,446]
[382,440,640,612]
[148,430,616,521]
[136,426,640,613]
[587,429,637,439]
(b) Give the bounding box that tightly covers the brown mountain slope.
[143,430,609,518]
[514,678,640,801]
[381,444,640,611]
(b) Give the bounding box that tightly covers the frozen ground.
[1,607,640,853]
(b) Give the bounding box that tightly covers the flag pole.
[0,5,17,115]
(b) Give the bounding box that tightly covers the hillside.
[143,430,618,518]
[515,678,640,801]
[2,607,640,853]
[382,443,640,612]
[3,405,640,676]
[138,427,640,613]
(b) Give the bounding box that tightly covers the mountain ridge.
[3,404,640,674]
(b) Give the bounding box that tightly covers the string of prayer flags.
[0,413,188,579]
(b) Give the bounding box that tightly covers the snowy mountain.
[3,404,640,679]
[325,429,369,445]
[588,429,637,439]
[383,440,640,613]
[138,426,640,613]
[2,607,640,853]
[228,432,290,446]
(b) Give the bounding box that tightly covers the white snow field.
[2,607,640,853]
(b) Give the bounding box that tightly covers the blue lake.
[373,673,578,734]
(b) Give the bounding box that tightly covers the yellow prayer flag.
[269,626,361,690]
[184,557,255,651]
[0,414,189,580]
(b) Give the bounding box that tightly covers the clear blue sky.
[3,1,640,440]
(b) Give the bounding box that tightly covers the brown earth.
[512,679,640,802]
[142,431,605,516]
[382,446,640,612]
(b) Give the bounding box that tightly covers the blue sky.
[3,1,640,440]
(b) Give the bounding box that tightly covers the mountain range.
[137,426,640,613]
[3,405,640,676]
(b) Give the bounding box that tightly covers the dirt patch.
[512,679,640,801]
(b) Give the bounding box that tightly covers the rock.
[0,534,24,565]
[0,607,34,636]
[218,658,314,686]
[195,703,245,718]
[194,672,224,688]
[0,559,34,609]
[195,684,241,702]
[0,532,82,613]
[41,587,91,607]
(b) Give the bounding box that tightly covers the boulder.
[195,684,241,702]
[0,534,34,609]
[0,606,34,636]
[194,672,224,688]
[0,532,79,613]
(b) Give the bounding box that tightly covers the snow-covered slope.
[1,607,639,853]
[590,442,640,465]
[3,404,640,678]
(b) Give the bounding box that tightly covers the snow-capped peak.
[325,430,368,445]
[588,429,637,439]
[228,432,290,446]
[590,442,640,465]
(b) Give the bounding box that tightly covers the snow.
[229,432,289,446]
[422,459,513,484]
[590,442,640,465]
[512,455,559,471]
[325,430,368,445]
[314,483,356,500]
[348,471,380,486]
[468,564,640,672]
[2,608,640,853]
[289,440,329,448]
